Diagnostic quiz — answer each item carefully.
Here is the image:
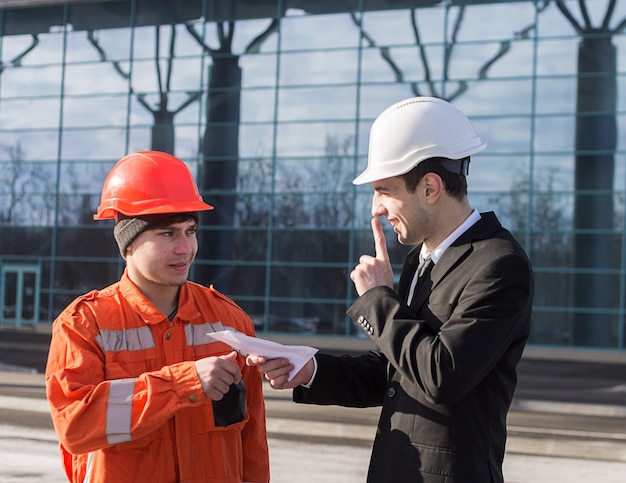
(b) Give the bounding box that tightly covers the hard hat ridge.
[353,96,487,185]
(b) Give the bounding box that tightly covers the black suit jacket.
[294,212,533,483]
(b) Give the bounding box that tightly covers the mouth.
[170,261,190,272]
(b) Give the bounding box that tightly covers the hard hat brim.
[352,142,487,185]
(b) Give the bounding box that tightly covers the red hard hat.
[93,151,213,220]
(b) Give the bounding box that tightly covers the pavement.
[1,326,626,479]
[1,347,625,463]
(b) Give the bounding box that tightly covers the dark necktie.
[416,255,434,290]
[417,254,433,278]
[407,254,433,305]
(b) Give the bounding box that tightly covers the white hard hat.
[353,96,487,185]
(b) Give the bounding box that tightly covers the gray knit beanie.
[113,212,199,259]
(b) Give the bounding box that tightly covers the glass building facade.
[0,0,625,351]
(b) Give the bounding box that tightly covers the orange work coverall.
[45,271,269,483]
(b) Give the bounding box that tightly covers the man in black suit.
[249,96,534,482]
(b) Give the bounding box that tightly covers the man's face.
[126,216,198,290]
[370,176,431,246]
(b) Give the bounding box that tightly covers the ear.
[422,172,443,203]
[124,241,134,258]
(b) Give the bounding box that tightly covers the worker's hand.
[350,217,394,296]
[246,355,315,390]
[194,351,242,400]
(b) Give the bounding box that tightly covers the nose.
[174,234,196,255]
[371,193,386,218]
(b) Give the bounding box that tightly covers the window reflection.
[1,65,62,97]
[0,98,61,129]
[0,0,625,346]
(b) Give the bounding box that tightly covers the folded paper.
[208,330,318,381]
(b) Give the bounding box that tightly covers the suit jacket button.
[387,386,396,398]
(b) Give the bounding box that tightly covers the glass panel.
[56,224,119,257]
[54,260,121,294]
[535,77,578,114]
[130,57,204,92]
[279,49,358,86]
[21,271,36,320]
[65,28,132,63]
[0,131,59,162]
[449,2,536,43]
[0,227,53,256]
[2,272,17,320]
[535,38,579,76]
[262,300,348,335]
[0,98,61,130]
[454,79,533,116]
[63,95,130,128]
[230,17,280,53]
[277,85,356,121]
[240,53,277,88]
[469,155,531,194]
[0,160,57,226]
[359,44,445,84]
[360,6,445,46]
[1,28,64,66]
[275,121,355,156]
[229,263,267,301]
[61,127,129,160]
[531,155,574,191]
[64,62,132,95]
[0,65,62,98]
[533,115,576,153]
[56,191,107,227]
[471,117,532,155]
[238,125,275,157]
[173,125,204,158]
[281,13,359,50]
[274,155,355,190]
[272,229,351,262]
[127,126,152,153]
[235,192,272,229]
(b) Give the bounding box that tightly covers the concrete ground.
[1,360,626,482]
[1,422,626,483]
[1,331,625,482]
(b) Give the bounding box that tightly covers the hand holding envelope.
[208,330,318,381]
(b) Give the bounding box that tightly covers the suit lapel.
[408,213,501,310]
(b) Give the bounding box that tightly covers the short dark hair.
[401,157,468,200]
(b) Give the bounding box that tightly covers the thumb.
[371,217,389,262]
[220,350,239,362]
[220,350,242,382]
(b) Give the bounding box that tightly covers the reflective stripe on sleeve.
[96,326,155,353]
[106,378,135,445]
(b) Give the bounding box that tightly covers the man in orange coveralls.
[45,151,270,483]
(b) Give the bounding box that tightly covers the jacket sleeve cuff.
[168,361,205,405]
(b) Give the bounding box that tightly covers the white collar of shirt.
[408,209,481,305]
[419,209,481,263]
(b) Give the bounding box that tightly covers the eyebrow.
[153,220,197,230]
[373,183,393,193]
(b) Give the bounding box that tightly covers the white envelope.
[208,330,318,381]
